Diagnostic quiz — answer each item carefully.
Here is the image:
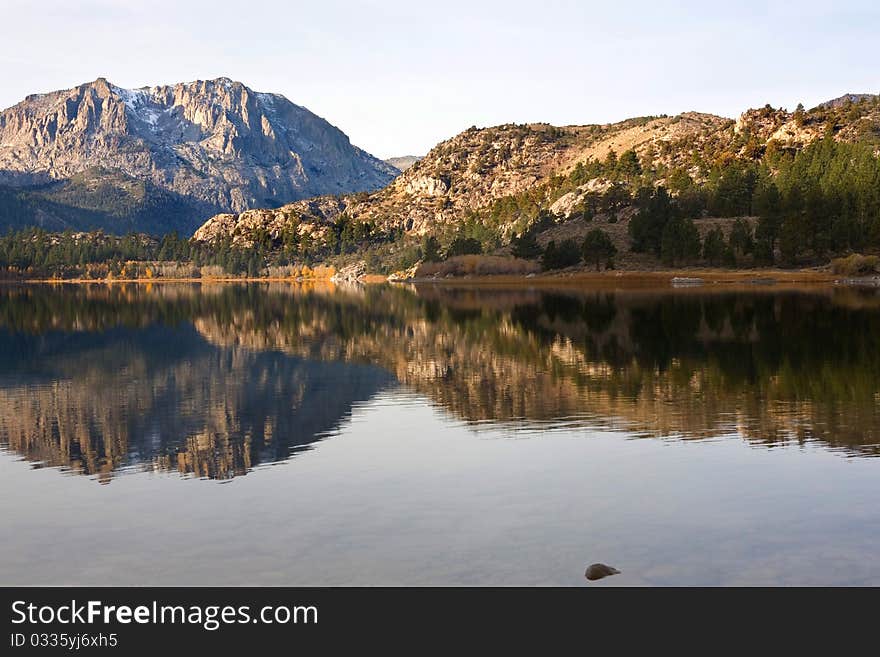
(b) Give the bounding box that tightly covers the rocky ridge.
[192,94,880,253]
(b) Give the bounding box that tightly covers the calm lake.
[1,281,879,586]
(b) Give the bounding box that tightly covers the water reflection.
[0,281,879,481]
[0,299,394,481]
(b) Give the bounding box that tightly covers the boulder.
[331,261,367,283]
[387,263,420,282]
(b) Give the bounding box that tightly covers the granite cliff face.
[0,77,397,233]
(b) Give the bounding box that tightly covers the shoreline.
[0,268,846,287]
[404,268,840,286]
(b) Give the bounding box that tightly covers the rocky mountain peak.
[0,77,397,233]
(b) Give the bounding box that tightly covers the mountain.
[816,93,879,110]
[192,93,880,267]
[0,77,397,234]
[384,155,422,172]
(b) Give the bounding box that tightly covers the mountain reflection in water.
[0,281,878,482]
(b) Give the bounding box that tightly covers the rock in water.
[670,277,705,287]
[584,563,621,581]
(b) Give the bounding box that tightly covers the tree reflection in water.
[0,281,878,481]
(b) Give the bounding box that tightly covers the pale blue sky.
[1,0,878,158]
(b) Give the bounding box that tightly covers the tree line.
[0,229,262,277]
[2,124,879,276]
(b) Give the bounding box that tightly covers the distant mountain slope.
[0,77,397,234]
[816,93,879,110]
[384,155,422,172]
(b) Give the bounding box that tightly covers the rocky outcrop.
[549,178,614,218]
[403,175,449,197]
[191,195,346,247]
[330,261,366,283]
[387,263,420,282]
[0,77,397,233]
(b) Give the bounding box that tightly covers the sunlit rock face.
[0,78,397,233]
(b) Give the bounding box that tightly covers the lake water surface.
[1,281,879,585]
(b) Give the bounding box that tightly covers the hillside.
[191,94,880,273]
[0,77,397,234]
[193,115,731,244]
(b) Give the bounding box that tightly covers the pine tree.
[616,150,642,180]
[702,227,728,266]
[661,218,702,266]
[729,219,754,261]
[793,103,806,127]
[541,239,581,271]
[510,231,542,260]
[582,229,617,271]
[629,186,674,255]
[421,235,442,262]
